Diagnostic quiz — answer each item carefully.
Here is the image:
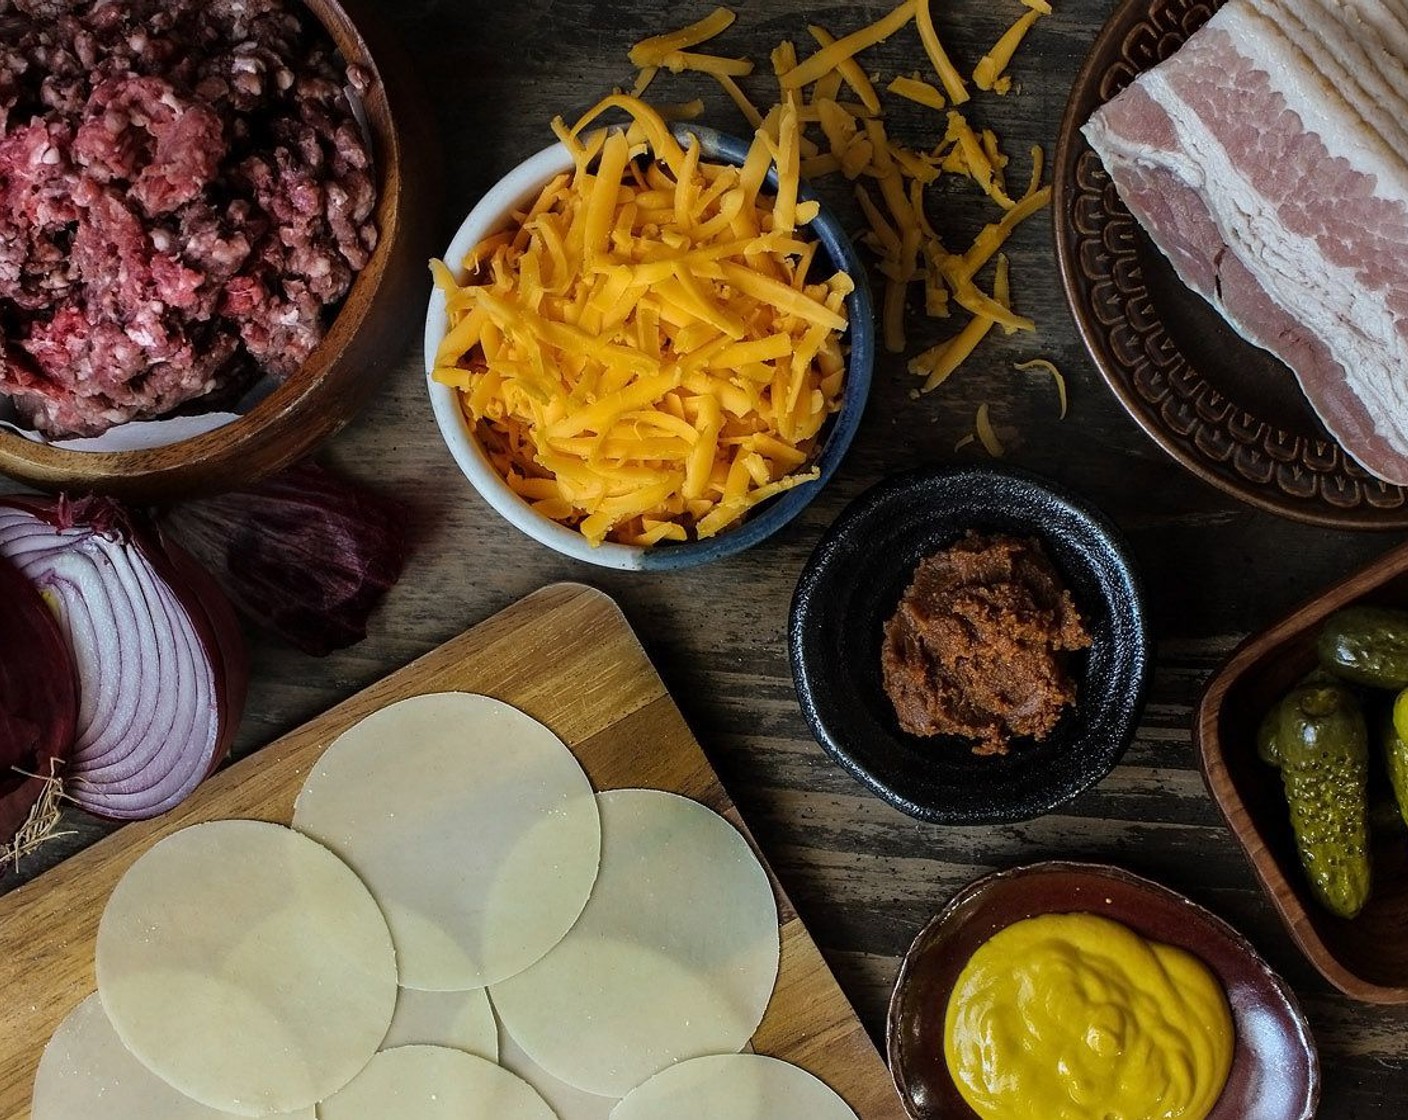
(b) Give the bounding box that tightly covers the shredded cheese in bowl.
[429,95,863,552]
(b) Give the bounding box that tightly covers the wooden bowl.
[1196,540,1408,1002]
[887,861,1318,1120]
[0,0,437,502]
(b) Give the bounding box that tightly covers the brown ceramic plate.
[1053,0,1408,529]
[887,861,1318,1120]
[1197,540,1408,1003]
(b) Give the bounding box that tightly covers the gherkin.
[1387,691,1408,829]
[1318,606,1408,690]
[1273,685,1371,920]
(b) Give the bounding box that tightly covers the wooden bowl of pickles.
[1197,538,1408,1003]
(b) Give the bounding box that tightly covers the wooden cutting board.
[0,582,906,1120]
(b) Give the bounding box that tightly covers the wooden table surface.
[5,1,1407,1115]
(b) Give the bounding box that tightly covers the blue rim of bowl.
[423,124,874,571]
[788,462,1152,823]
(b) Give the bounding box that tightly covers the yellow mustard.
[943,912,1234,1120]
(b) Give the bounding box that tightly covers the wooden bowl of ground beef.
[0,0,434,499]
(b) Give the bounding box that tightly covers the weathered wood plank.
[4,0,1408,1112]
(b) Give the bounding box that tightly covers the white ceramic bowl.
[424,127,874,570]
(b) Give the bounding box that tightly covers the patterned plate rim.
[1052,0,1408,530]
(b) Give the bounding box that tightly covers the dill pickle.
[1388,690,1408,828]
[1259,670,1337,767]
[1274,684,1371,919]
[1257,705,1284,767]
[1318,606,1408,689]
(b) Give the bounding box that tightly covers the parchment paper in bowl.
[0,377,275,454]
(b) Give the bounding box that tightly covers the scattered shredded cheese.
[961,183,1053,279]
[712,72,763,128]
[945,110,1016,208]
[620,4,1057,442]
[916,0,970,104]
[974,8,1043,92]
[630,8,737,67]
[887,74,947,110]
[975,402,1005,457]
[1015,357,1068,418]
[908,255,1011,392]
[651,98,708,122]
[770,40,798,77]
[658,50,755,78]
[433,94,851,547]
[807,25,882,114]
[780,0,916,93]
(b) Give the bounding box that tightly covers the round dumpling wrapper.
[496,1010,618,1120]
[293,692,602,990]
[491,789,779,1096]
[95,820,397,1116]
[319,1046,555,1120]
[32,995,316,1120]
[608,1054,859,1120]
[382,986,497,1060]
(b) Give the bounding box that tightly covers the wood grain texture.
[1197,540,1408,1004]
[0,583,903,1120]
[5,1,1408,1116]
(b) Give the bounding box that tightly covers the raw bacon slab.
[1083,0,1408,484]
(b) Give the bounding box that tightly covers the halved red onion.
[0,553,78,848]
[0,496,247,821]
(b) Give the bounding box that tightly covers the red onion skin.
[0,553,77,846]
[0,496,248,821]
[162,461,408,656]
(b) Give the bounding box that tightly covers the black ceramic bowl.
[788,464,1150,823]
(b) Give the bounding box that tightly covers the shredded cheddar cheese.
[975,402,1005,456]
[770,40,798,77]
[807,24,882,114]
[887,74,947,110]
[909,255,1011,392]
[658,50,755,78]
[432,94,851,548]
[945,110,1017,208]
[916,0,970,104]
[712,72,764,128]
[630,8,737,67]
[1015,358,1069,418]
[974,8,1044,92]
[780,0,917,92]
[619,4,1056,441]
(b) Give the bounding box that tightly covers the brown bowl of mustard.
[887,861,1319,1120]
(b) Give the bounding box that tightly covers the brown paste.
[881,532,1092,755]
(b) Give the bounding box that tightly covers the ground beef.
[881,532,1093,755]
[0,0,378,437]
